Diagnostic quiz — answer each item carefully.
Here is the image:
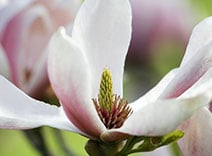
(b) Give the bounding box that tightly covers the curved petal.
[180,67,212,98]
[48,28,105,139]
[18,5,53,94]
[102,92,211,141]
[72,0,132,97]
[102,69,212,141]
[1,5,53,96]
[0,0,34,37]
[103,73,212,141]
[130,68,178,110]
[0,75,81,134]
[181,17,212,66]
[48,0,81,27]
[160,40,212,98]
[178,108,212,156]
[0,45,9,78]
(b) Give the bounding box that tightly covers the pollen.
[92,68,132,129]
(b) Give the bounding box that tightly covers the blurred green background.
[1,0,212,155]
[0,128,88,156]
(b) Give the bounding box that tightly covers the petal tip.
[54,26,66,38]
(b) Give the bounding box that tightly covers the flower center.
[92,68,132,129]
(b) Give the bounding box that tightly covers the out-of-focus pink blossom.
[127,0,194,64]
[0,0,80,97]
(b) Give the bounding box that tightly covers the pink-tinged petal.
[178,108,212,156]
[102,69,212,141]
[0,45,9,78]
[130,68,178,110]
[159,40,212,98]
[102,93,211,141]
[0,0,34,37]
[181,17,212,66]
[1,4,53,97]
[180,68,212,99]
[0,75,81,133]
[72,0,132,97]
[48,28,105,139]
[17,5,53,94]
[1,4,53,96]
[45,0,81,27]
[177,69,212,155]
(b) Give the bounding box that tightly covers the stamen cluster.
[93,95,132,129]
[93,68,132,129]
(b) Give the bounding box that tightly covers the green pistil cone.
[99,68,113,111]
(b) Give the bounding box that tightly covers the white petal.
[0,75,81,133]
[48,28,105,138]
[72,0,132,97]
[160,41,212,98]
[130,68,178,110]
[178,108,212,156]
[104,92,211,137]
[117,71,212,136]
[180,67,212,99]
[0,45,9,78]
[181,17,212,66]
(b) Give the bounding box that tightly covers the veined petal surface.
[0,76,80,133]
[72,0,132,97]
[48,28,105,139]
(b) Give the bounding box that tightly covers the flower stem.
[85,139,124,156]
[52,128,75,156]
[23,128,52,156]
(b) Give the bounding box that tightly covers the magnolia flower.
[0,0,80,97]
[176,18,212,156]
[0,0,211,144]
